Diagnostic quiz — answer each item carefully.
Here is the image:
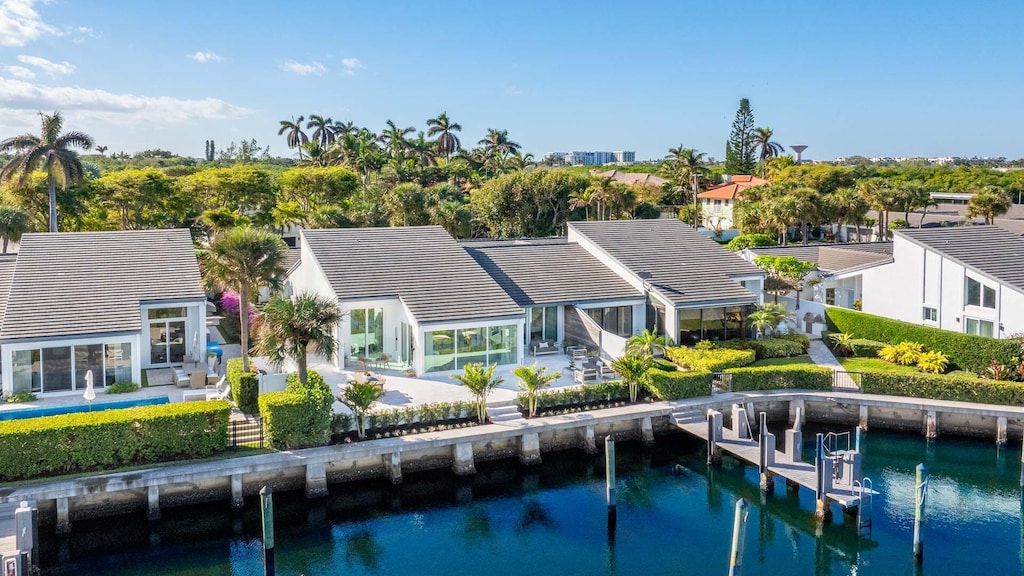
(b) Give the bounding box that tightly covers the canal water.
[40,427,1022,575]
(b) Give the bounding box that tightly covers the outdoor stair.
[671,409,705,427]
[488,404,525,423]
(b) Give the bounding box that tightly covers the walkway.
[808,338,843,371]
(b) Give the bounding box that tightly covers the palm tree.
[569,187,595,220]
[661,147,707,207]
[95,145,108,156]
[253,292,342,386]
[306,114,335,147]
[751,127,785,174]
[609,354,652,403]
[426,111,462,162]
[451,362,503,423]
[747,308,774,338]
[0,206,29,253]
[748,302,794,336]
[339,380,384,439]
[278,116,308,158]
[513,363,561,418]
[202,226,288,372]
[829,187,869,242]
[966,186,1011,225]
[0,111,94,232]
[477,129,521,158]
[409,131,438,167]
[625,329,669,358]
[379,120,414,159]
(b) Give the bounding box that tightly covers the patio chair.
[374,353,391,370]
[573,366,598,383]
[600,362,618,379]
[189,369,208,389]
[530,340,559,356]
[571,348,587,364]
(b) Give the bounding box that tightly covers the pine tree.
[724,98,756,175]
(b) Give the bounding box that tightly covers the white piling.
[260,486,275,576]
[913,463,928,563]
[727,498,749,576]
[605,436,616,511]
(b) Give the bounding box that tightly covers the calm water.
[40,427,1023,575]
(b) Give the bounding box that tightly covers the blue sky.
[2,0,1023,160]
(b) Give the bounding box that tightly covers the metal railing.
[833,370,863,392]
[229,416,264,449]
[711,372,733,394]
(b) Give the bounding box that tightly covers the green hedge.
[775,333,811,353]
[647,369,711,400]
[724,365,833,391]
[666,347,756,371]
[652,358,677,372]
[0,401,230,481]
[860,370,1024,405]
[825,307,1020,372]
[226,357,259,415]
[851,338,886,358]
[259,370,334,450]
[721,338,804,359]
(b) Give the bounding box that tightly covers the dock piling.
[913,463,928,563]
[707,410,723,465]
[758,413,775,493]
[13,502,36,568]
[727,498,749,576]
[260,486,275,576]
[605,436,617,513]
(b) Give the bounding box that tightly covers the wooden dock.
[0,501,22,557]
[674,410,877,510]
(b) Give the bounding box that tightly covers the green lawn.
[838,356,920,374]
[749,356,815,367]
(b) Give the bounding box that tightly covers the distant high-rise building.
[543,150,635,166]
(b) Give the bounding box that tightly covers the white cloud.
[281,60,326,76]
[3,64,34,79]
[187,50,223,63]
[17,54,75,76]
[0,0,58,47]
[341,57,364,76]
[0,76,254,125]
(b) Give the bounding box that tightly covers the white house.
[0,230,208,396]
[695,175,768,231]
[860,226,1024,338]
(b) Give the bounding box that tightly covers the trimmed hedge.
[775,332,811,353]
[850,338,886,358]
[0,401,230,481]
[666,346,756,372]
[647,369,711,400]
[860,371,1024,405]
[724,365,833,391]
[825,307,1021,372]
[652,358,677,372]
[226,357,259,415]
[260,370,334,450]
[721,338,804,359]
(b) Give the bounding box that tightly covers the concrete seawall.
[3,390,1023,533]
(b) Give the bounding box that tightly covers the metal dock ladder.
[853,477,875,534]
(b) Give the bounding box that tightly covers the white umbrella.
[83,370,96,411]
[192,332,200,365]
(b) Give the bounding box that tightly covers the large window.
[424,325,518,373]
[350,307,384,359]
[585,305,632,337]
[147,306,187,365]
[529,306,558,343]
[13,342,133,393]
[965,318,995,338]
[965,277,996,309]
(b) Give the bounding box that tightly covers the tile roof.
[301,226,523,323]
[0,229,205,341]
[593,170,668,187]
[284,248,301,274]
[569,220,763,307]
[896,225,1024,293]
[0,255,17,331]
[746,243,893,274]
[697,175,769,201]
[464,239,642,307]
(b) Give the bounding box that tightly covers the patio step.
[488,404,525,423]
[671,409,705,427]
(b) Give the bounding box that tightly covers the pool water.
[0,396,169,421]
[40,427,1022,575]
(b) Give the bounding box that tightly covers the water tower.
[790,145,808,164]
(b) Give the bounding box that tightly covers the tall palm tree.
[0,111,94,232]
[609,354,652,403]
[95,145,108,156]
[202,226,288,372]
[306,114,335,148]
[513,363,561,418]
[662,146,707,207]
[569,187,595,220]
[451,362,503,423]
[829,187,869,242]
[409,131,438,167]
[379,120,415,159]
[625,329,669,358]
[751,126,785,167]
[477,129,521,158]
[0,206,30,253]
[426,112,462,162]
[278,116,308,158]
[253,292,343,385]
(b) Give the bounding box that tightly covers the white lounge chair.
[205,376,230,401]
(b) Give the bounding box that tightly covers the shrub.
[850,338,886,358]
[724,365,833,391]
[0,401,230,481]
[775,332,811,353]
[861,371,1024,405]
[259,392,312,449]
[916,350,949,374]
[720,338,804,359]
[227,357,259,415]
[105,382,139,394]
[666,346,756,371]
[6,391,36,403]
[879,341,924,366]
[647,369,711,400]
[726,233,778,252]
[829,333,856,356]
[825,307,1021,372]
[652,358,677,372]
[519,381,632,412]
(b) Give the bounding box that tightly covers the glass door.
[150,320,186,365]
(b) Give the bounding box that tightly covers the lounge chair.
[205,376,231,401]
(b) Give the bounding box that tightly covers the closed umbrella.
[83,370,96,411]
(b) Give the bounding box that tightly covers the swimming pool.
[0,395,170,421]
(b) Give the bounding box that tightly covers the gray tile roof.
[284,248,301,274]
[747,243,893,274]
[0,255,17,331]
[897,225,1024,293]
[569,220,763,307]
[464,239,642,307]
[0,229,205,341]
[301,226,523,323]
